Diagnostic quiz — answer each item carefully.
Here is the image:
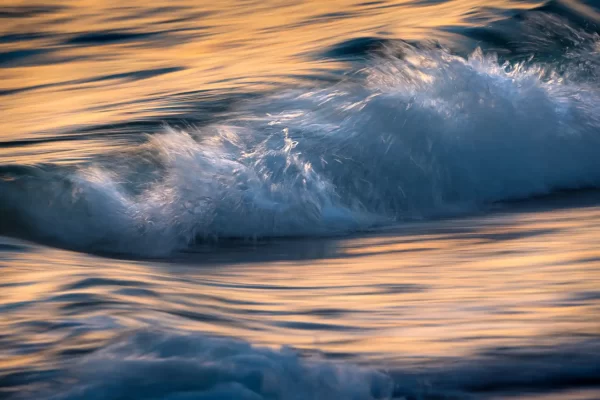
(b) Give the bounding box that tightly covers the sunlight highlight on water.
[1,0,600,399]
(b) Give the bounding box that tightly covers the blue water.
[1,1,600,399]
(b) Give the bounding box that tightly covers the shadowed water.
[1,0,600,399]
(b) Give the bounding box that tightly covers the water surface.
[1,0,600,399]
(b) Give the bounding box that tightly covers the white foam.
[45,330,393,400]
[6,44,600,255]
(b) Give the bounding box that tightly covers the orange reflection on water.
[1,0,541,144]
[1,200,598,373]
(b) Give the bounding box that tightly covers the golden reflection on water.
[1,202,598,373]
[1,2,599,392]
[1,0,540,146]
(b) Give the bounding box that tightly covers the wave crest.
[3,44,600,255]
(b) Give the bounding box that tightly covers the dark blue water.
[1,1,600,399]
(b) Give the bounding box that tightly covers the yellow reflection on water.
[1,202,598,371]
[1,0,541,145]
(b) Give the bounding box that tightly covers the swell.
[2,13,600,256]
[8,329,600,400]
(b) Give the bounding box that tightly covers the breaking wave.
[14,329,600,400]
[2,33,600,256]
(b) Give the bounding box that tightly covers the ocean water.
[1,0,600,398]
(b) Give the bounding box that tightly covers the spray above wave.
[2,37,600,255]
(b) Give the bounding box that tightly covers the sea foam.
[3,43,600,255]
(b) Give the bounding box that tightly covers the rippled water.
[1,0,600,399]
